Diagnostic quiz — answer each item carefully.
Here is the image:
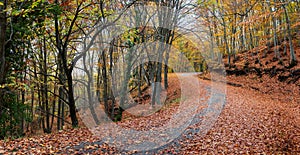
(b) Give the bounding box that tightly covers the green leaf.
[0,2,3,6]
[12,9,21,16]
[32,1,39,9]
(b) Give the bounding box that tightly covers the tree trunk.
[164,30,175,89]
[118,51,132,118]
[137,65,142,98]
[57,86,63,130]
[50,85,57,131]
[268,0,280,58]
[282,2,297,65]
[109,41,115,120]
[66,71,78,127]
[0,0,6,85]
[96,56,101,102]
[54,0,79,128]
[222,18,230,66]
[43,36,51,133]
[83,51,100,125]
[232,14,237,61]
[240,16,245,51]
[102,50,108,117]
[0,0,7,118]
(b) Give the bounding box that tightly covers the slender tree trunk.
[83,51,99,125]
[43,36,50,133]
[30,72,35,132]
[66,71,78,127]
[109,40,116,120]
[249,24,254,50]
[61,91,65,128]
[102,50,108,116]
[240,16,245,51]
[0,0,6,85]
[152,32,166,106]
[96,56,101,102]
[119,47,134,116]
[57,83,63,130]
[150,63,157,106]
[86,77,99,125]
[0,0,7,118]
[38,42,46,131]
[282,2,297,64]
[50,85,57,131]
[138,65,142,97]
[222,18,230,66]
[268,0,280,58]
[232,14,237,61]
[20,68,26,135]
[164,30,175,89]
[208,21,215,60]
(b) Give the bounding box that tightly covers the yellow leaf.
[0,2,3,6]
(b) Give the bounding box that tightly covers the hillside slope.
[224,42,300,105]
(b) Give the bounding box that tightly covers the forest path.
[160,76,300,154]
[124,73,300,154]
[1,73,299,154]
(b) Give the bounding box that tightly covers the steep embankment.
[225,42,300,104]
